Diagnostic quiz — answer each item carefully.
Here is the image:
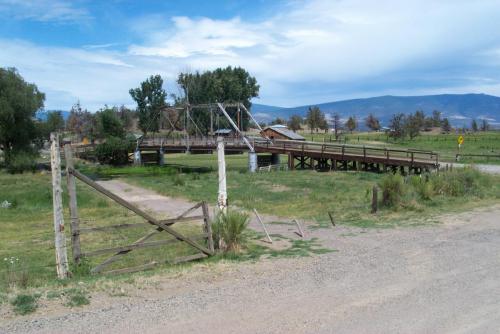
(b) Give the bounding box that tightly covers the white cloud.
[3,0,500,110]
[0,0,90,23]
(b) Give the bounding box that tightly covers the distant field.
[298,131,500,164]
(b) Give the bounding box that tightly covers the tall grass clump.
[212,210,249,252]
[431,168,486,197]
[378,173,405,208]
[377,167,492,211]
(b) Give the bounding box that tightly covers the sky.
[1,0,500,111]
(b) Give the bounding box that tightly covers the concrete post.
[134,149,141,166]
[248,151,257,173]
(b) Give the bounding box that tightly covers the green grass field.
[2,147,500,301]
[0,170,211,295]
[86,152,500,228]
[299,130,500,164]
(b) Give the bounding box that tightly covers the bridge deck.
[74,136,439,170]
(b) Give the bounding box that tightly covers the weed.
[70,257,92,278]
[213,211,249,252]
[64,288,90,307]
[10,294,39,315]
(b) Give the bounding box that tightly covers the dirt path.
[2,182,500,334]
[94,179,310,241]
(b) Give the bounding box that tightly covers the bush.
[409,175,433,200]
[212,210,249,252]
[378,173,405,208]
[10,294,38,315]
[6,151,37,174]
[95,137,134,166]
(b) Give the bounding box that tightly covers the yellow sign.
[457,135,464,145]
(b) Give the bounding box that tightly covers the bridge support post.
[271,153,280,165]
[158,148,165,166]
[134,149,142,166]
[248,151,257,173]
[288,154,295,170]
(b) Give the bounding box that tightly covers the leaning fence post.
[371,186,378,214]
[64,143,81,265]
[293,219,305,238]
[202,201,214,252]
[50,133,70,279]
[253,208,272,243]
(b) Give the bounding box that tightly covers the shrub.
[95,137,134,166]
[10,294,38,315]
[6,151,37,174]
[409,175,433,200]
[212,210,249,252]
[378,173,405,208]
[173,173,185,186]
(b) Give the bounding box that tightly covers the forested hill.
[252,93,500,127]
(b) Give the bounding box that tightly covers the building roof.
[270,124,288,128]
[263,126,305,140]
[214,129,233,134]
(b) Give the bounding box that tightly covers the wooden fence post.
[253,208,272,243]
[50,133,69,279]
[202,201,214,252]
[64,143,81,265]
[371,186,378,214]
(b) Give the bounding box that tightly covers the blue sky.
[1,0,500,111]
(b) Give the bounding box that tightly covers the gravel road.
[2,182,499,334]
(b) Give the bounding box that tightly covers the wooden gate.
[63,144,214,275]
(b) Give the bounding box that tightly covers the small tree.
[480,119,490,131]
[471,119,478,132]
[332,113,341,139]
[306,106,323,133]
[405,113,421,140]
[129,75,167,135]
[389,113,406,140]
[271,117,287,125]
[96,107,125,139]
[365,113,381,131]
[345,116,357,133]
[288,115,303,132]
[441,118,451,133]
[432,110,442,127]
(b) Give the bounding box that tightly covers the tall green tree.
[177,67,259,133]
[129,75,167,135]
[0,68,45,164]
[432,110,442,127]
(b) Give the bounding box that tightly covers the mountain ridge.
[252,93,500,127]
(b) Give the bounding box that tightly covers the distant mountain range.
[251,94,500,128]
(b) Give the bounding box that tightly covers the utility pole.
[217,137,227,213]
[50,133,69,279]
